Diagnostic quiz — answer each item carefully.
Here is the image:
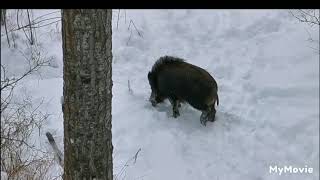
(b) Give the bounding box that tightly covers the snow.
[1,9,319,180]
[1,171,8,180]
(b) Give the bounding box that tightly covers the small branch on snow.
[128,19,142,37]
[46,132,64,168]
[133,148,141,164]
[115,148,142,180]
[128,79,133,95]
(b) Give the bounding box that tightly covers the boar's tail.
[213,92,219,106]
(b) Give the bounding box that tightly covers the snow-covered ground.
[1,10,319,180]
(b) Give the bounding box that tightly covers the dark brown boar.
[148,56,219,126]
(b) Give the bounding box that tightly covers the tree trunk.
[62,9,113,180]
[1,9,6,26]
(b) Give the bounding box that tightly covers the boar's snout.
[149,92,157,107]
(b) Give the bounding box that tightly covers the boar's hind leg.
[208,105,217,122]
[169,97,180,118]
[200,105,217,126]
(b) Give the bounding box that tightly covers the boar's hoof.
[200,118,207,126]
[173,110,180,118]
[208,109,217,122]
[208,116,216,122]
[200,112,208,126]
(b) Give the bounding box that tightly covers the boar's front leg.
[200,111,209,126]
[169,97,180,118]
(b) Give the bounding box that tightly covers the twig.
[16,9,20,29]
[21,15,33,46]
[133,148,141,164]
[0,82,16,113]
[115,148,142,180]
[4,12,11,47]
[117,9,120,30]
[27,9,34,45]
[32,10,60,22]
[32,16,61,26]
[0,58,48,91]
[128,19,142,37]
[1,67,32,90]
[1,136,47,154]
[290,9,320,26]
[29,20,61,29]
[128,79,133,94]
[307,45,320,54]
[1,64,7,81]
[299,9,319,24]
[1,17,61,38]
[8,17,61,34]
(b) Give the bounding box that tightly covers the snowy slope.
[1,10,319,180]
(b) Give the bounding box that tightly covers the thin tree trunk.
[1,9,6,25]
[62,9,113,180]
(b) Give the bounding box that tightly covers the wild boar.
[148,56,219,126]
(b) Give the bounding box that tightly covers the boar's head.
[148,71,165,106]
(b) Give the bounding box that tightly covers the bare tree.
[1,9,5,25]
[1,10,63,179]
[290,9,320,53]
[1,39,53,180]
[290,9,320,26]
[62,9,113,180]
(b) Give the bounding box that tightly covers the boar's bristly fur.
[148,56,219,126]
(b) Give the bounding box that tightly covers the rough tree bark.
[62,9,113,180]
